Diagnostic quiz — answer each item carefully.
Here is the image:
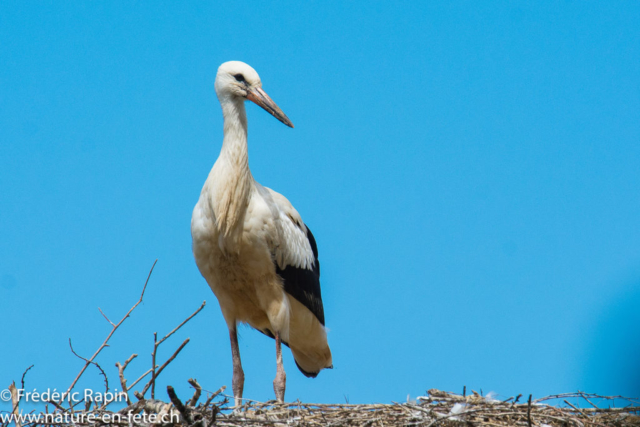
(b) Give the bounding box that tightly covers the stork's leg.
[229,327,244,408]
[273,332,286,403]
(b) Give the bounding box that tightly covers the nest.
[4,263,639,426]
[7,380,639,427]
[194,388,640,427]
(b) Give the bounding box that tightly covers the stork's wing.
[276,225,324,325]
[257,185,325,326]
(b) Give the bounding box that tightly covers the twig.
[157,301,206,347]
[142,300,205,398]
[68,338,109,396]
[151,332,158,399]
[140,338,190,397]
[564,399,588,417]
[128,366,157,391]
[154,338,190,381]
[9,382,21,427]
[45,398,68,414]
[204,386,226,408]
[61,259,157,402]
[20,365,34,392]
[527,394,532,427]
[579,392,599,409]
[534,392,637,404]
[98,308,116,327]
[115,354,138,405]
[188,378,202,406]
[167,386,192,424]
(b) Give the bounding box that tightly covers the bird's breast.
[192,193,289,330]
[191,190,278,285]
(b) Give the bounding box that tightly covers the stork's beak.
[247,87,294,128]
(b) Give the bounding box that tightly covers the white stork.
[191,61,332,405]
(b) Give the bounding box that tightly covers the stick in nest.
[149,301,207,399]
[167,386,192,425]
[141,338,191,398]
[187,378,202,407]
[115,354,138,405]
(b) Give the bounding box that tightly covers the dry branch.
[128,365,158,391]
[187,379,202,407]
[20,365,34,392]
[167,386,191,425]
[68,338,109,396]
[115,354,137,404]
[145,300,206,399]
[61,259,157,403]
[142,338,190,398]
[8,382,21,427]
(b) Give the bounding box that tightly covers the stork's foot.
[273,369,286,403]
[232,368,244,408]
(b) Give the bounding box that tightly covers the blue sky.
[1,1,639,407]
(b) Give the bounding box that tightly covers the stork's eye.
[234,74,246,83]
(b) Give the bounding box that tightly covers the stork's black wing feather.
[275,224,325,326]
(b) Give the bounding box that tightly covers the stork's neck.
[220,97,250,172]
[211,96,254,237]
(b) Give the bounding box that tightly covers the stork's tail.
[258,330,333,377]
[257,296,333,377]
[287,296,333,377]
[293,357,333,378]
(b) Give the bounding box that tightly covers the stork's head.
[215,61,293,128]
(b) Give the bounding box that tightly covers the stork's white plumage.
[191,61,332,405]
